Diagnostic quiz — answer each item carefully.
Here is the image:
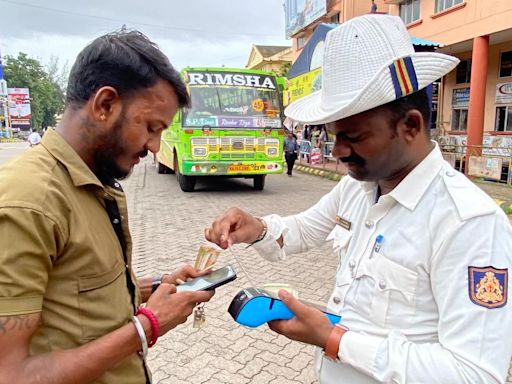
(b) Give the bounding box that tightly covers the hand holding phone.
[176,265,237,292]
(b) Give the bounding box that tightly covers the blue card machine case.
[228,288,342,328]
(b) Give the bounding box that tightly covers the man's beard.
[93,113,133,183]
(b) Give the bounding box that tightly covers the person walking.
[284,130,299,176]
[27,129,42,147]
[205,14,512,384]
[0,30,213,384]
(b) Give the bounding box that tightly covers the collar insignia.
[468,266,508,309]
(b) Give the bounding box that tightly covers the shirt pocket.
[78,260,128,340]
[361,252,419,328]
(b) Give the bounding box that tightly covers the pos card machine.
[228,288,342,328]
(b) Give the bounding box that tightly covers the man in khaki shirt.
[0,31,213,383]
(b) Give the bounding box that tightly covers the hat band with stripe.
[388,56,419,98]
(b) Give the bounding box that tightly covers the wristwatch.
[151,274,163,293]
[324,324,349,361]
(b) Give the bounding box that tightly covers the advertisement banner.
[496,81,512,104]
[7,88,31,129]
[468,156,503,180]
[288,67,322,103]
[285,0,326,38]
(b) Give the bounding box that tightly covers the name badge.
[335,215,351,231]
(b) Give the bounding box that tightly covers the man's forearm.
[9,316,150,384]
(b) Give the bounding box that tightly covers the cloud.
[0,0,290,69]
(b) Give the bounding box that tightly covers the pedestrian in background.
[0,30,213,384]
[205,14,512,384]
[284,130,299,176]
[371,0,378,13]
[27,128,42,147]
[319,125,328,162]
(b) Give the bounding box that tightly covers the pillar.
[465,35,489,175]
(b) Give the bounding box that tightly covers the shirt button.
[378,280,387,289]
[445,170,455,177]
[365,220,374,229]
[348,260,356,269]
[333,296,341,304]
[113,218,120,224]
[114,182,120,188]
[125,264,129,269]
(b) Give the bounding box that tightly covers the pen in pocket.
[372,234,384,257]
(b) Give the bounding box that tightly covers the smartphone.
[176,265,237,292]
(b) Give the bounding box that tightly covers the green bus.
[155,67,285,192]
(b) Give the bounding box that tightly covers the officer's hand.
[268,290,333,348]
[163,264,212,285]
[204,207,263,249]
[145,283,214,335]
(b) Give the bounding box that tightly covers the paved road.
[0,142,29,166]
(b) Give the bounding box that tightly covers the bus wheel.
[253,175,266,191]
[174,155,196,192]
[156,160,169,174]
[178,174,196,192]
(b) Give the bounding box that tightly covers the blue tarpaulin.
[288,23,441,79]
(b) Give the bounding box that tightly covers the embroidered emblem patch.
[335,215,351,231]
[468,266,508,309]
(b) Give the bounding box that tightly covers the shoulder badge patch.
[468,266,508,309]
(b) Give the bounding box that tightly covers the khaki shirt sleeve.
[0,205,65,315]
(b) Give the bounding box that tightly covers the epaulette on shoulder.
[441,168,498,221]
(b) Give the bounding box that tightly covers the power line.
[0,0,285,39]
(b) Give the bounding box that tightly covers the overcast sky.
[0,0,290,73]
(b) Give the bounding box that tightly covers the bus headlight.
[267,147,278,156]
[193,147,207,157]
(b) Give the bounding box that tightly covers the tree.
[3,53,65,130]
[277,62,291,77]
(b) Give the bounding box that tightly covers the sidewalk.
[294,158,512,216]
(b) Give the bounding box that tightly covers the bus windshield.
[183,71,283,129]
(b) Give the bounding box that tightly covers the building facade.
[286,0,389,61]
[387,0,512,180]
[245,45,292,74]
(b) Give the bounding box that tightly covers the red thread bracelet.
[135,307,160,347]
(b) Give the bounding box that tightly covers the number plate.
[228,164,253,172]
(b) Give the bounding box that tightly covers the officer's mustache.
[339,155,365,166]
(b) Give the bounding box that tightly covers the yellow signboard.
[288,68,322,103]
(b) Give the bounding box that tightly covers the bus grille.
[220,153,256,160]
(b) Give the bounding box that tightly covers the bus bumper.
[181,161,284,176]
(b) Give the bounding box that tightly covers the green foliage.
[3,53,65,130]
[277,62,291,77]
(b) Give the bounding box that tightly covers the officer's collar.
[388,141,445,211]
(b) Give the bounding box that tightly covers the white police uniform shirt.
[253,143,512,383]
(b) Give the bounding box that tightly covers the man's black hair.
[384,87,431,136]
[66,30,190,109]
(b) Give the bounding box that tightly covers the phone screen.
[176,265,237,292]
